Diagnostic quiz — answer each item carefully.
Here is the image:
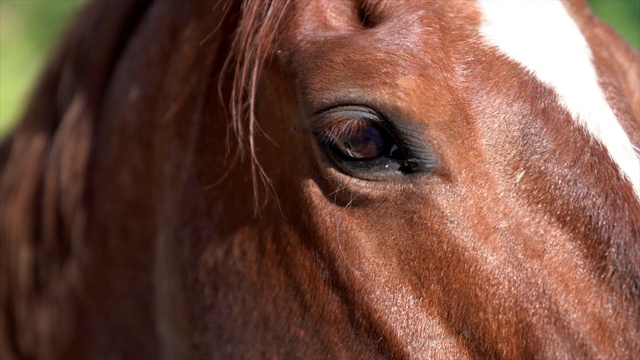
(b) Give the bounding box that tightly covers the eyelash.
[315,117,373,146]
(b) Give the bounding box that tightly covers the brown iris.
[334,124,385,160]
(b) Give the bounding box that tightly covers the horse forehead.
[286,0,639,196]
[477,0,640,197]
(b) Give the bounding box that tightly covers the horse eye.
[333,123,385,160]
[313,107,430,180]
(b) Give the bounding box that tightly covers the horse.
[1,0,639,358]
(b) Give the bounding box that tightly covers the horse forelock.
[226,0,292,211]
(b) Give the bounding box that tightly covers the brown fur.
[1,0,638,358]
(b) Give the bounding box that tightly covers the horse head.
[1,0,638,358]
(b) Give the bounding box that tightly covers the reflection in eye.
[317,117,405,161]
[317,117,403,163]
[334,123,384,160]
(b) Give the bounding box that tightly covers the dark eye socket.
[313,106,434,180]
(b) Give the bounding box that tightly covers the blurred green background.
[0,0,639,140]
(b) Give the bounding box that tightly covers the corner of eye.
[356,0,377,29]
[315,0,376,31]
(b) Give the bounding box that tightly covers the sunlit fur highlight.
[478,0,640,197]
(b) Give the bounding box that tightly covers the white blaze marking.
[478,0,640,197]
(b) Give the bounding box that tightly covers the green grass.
[589,0,640,51]
[0,0,86,138]
[0,0,639,141]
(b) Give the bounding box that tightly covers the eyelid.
[313,106,382,127]
[312,106,389,140]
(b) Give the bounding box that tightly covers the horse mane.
[0,0,292,356]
